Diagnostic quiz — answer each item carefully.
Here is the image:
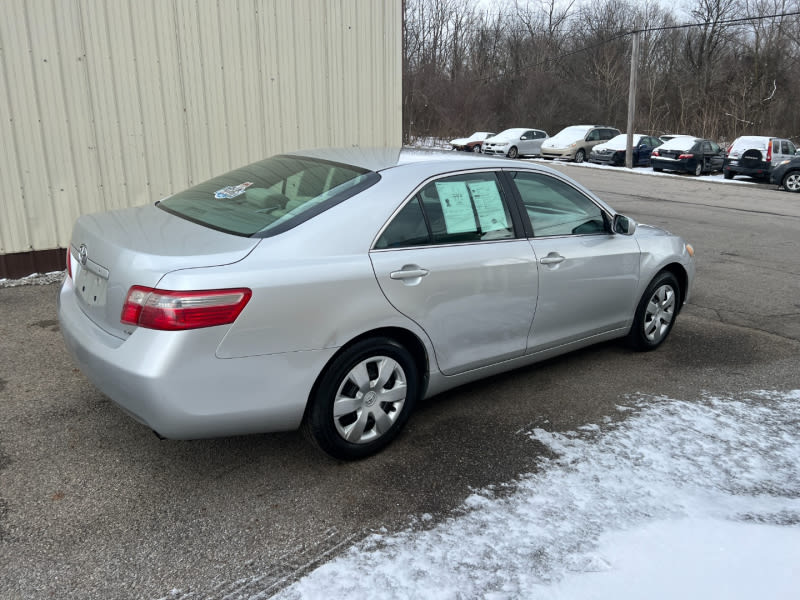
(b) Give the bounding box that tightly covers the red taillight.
[651,149,660,156]
[766,141,772,162]
[678,153,694,159]
[121,286,252,331]
[66,247,72,279]
[726,144,732,155]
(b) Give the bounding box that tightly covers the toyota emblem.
[78,244,88,266]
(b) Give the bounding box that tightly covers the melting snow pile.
[276,391,800,600]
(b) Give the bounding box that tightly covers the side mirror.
[613,214,637,235]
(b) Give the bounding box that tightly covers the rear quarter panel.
[157,168,442,360]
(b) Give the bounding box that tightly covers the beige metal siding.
[0,0,402,256]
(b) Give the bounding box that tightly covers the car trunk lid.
[68,203,259,339]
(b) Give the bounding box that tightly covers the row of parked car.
[449,128,800,193]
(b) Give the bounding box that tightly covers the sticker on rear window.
[214,182,254,199]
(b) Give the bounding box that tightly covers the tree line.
[403,0,800,145]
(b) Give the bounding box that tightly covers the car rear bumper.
[650,157,691,173]
[723,162,770,178]
[58,277,336,439]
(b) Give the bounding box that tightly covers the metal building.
[0,0,402,279]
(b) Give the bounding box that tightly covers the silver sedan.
[58,148,695,460]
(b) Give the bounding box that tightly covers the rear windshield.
[659,137,700,151]
[729,137,769,153]
[158,155,375,236]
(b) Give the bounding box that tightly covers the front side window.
[159,155,375,236]
[510,172,607,237]
[375,172,515,249]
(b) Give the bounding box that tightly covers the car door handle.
[390,266,430,280]
[539,253,565,265]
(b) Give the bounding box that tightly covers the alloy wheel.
[643,284,676,344]
[783,172,800,192]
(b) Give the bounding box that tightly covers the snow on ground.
[0,270,65,288]
[275,390,800,600]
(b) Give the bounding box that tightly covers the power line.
[632,10,800,34]
[460,9,800,83]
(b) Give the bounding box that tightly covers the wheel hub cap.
[332,356,407,445]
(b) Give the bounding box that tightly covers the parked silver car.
[59,149,695,459]
[481,128,548,158]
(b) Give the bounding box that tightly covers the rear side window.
[375,172,515,249]
[158,155,375,236]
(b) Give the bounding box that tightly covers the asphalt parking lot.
[1,166,799,599]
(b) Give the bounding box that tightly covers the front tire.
[626,271,681,351]
[304,337,419,460]
[782,171,800,192]
[507,146,519,159]
[574,149,586,163]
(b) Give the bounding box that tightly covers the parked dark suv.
[770,155,800,193]
[723,136,797,181]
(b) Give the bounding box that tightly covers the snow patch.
[274,390,800,599]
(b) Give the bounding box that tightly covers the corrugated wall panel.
[0,0,401,258]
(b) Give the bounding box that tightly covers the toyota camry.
[58,148,695,460]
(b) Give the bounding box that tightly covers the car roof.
[289,147,519,173]
[279,147,617,221]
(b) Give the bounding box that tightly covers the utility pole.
[625,24,640,169]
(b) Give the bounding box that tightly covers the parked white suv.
[723,136,797,180]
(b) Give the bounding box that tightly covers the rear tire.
[693,161,703,176]
[782,171,800,192]
[626,271,681,351]
[473,145,482,153]
[723,170,733,180]
[304,337,419,460]
[653,167,663,172]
